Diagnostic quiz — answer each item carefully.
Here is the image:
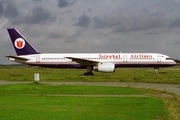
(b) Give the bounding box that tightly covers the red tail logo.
[14,38,25,49]
[16,41,23,48]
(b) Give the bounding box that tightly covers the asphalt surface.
[0,81,180,96]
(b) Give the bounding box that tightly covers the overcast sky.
[1,0,180,64]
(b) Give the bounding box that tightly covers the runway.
[0,81,180,96]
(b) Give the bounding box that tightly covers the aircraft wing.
[65,57,99,66]
[5,55,29,62]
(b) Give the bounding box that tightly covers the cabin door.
[36,55,40,63]
[157,55,161,62]
[123,55,127,62]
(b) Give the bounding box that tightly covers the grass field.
[0,66,180,84]
[0,83,178,120]
[0,66,180,119]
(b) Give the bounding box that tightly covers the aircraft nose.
[172,60,176,65]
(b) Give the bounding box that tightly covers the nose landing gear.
[153,67,158,76]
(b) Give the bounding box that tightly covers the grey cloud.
[58,0,68,8]
[47,32,62,39]
[75,14,91,28]
[67,10,71,13]
[1,1,55,25]
[57,0,76,8]
[0,1,19,24]
[32,0,42,2]
[24,6,54,24]
[93,17,108,29]
[0,2,4,17]
[93,10,167,33]
[113,18,163,33]
[91,0,180,33]
[88,8,92,12]
[4,2,19,18]
[12,6,56,24]
[172,39,180,45]
[170,17,180,28]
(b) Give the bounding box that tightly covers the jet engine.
[94,63,115,72]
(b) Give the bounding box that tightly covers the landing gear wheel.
[84,73,88,76]
[90,73,93,76]
[83,66,94,76]
[153,67,158,76]
[83,72,94,76]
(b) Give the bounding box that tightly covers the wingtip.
[5,55,10,57]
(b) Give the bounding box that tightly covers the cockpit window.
[166,58,172,60]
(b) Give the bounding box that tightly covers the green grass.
[0,66,180,84]
[0,96,168,120]
[0,66,180,119]
[0,83,147,95]
[0,84,173,120]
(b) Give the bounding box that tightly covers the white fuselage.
[6,28,176,75]
[12,53,176,68]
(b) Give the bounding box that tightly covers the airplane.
[5,28,176,76]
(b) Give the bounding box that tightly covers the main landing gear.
[84,66,94,76]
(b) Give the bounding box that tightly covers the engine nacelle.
[94,63,115,72]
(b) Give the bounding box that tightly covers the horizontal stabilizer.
[5,55,29,62]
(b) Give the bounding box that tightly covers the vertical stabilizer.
[7,28,40,55]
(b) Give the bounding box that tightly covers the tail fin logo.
[14,38,25,49]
